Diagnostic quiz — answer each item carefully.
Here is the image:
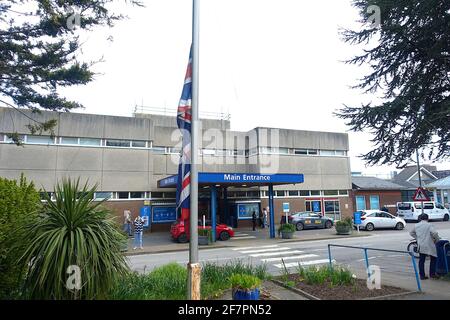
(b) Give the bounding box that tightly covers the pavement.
[126,222,450,300]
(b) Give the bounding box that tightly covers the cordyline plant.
[19,178,129,299]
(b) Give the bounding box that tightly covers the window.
[310,190,321,196]
[151,192,164,199]
[308,149,318,155]
[94,192,112,200]
[106,139,130,147]
[247,191,259,198]
[118,192,129,199]
[335,150,347,156]
[356,196,366,211]
[164,192,176,199]
[338,190,349,196]
[167,147,181,154]
[60,137,79,145]
[275,191,285,197]
[323,190,339,196]
[151,146,166,154]
[129,192,145,199]
[260,191,268,197]
[324,200,341,220]
[235,191,246,198]
[248,148,258,156]
[202,149,216,155]
[369,195,380,210]
[288,190,299,197]
[320,150,336,156]
[299,190,310,197]
[306,200,322,213]
[131,140,147,148]
[294,149,308,155]
[4,134,25,143]
[27,135,54,145]
[79,138,101,146]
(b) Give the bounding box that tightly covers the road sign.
[353,212,362,225]
[413,187,430,202]
[283,202,290,213]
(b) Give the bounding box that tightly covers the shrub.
[336,217,353,227]
[20,178,129,299]
[198,228,213,242]
[229,274,262,291]
[278,223,295,233]
[296,265,355,287]
[201,260,268,299]
[0,174,41,299]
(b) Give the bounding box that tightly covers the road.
[128,222,450,296]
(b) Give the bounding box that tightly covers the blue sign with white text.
[312,201,321,212]
[140,206,150,228]
[152,206,177,223]
[237,203,260,220]
[353,212,362,225]
[158,173,304,188]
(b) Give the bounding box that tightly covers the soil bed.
[279,275,409,300]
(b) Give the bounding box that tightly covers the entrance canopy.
[157,172,304,240]
[158,172,304,188]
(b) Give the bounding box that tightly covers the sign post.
[413,187,430,219]
[283,202,290,224]
[353,211,362,233]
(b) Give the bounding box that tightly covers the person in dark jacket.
[252,211,257,231]
[381,206,389,213]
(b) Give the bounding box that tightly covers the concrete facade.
[0,107,353,225]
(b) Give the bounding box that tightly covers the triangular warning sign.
[413,187,430,201]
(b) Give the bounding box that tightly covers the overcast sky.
[60,0,449,175]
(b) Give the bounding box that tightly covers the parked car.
[170,219,235,243]
[354,210,406,231]
[396,201,450,222]
[280,212,334,231]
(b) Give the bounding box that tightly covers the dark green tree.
[0,0,141,140]
[0,174,41,299]
[336,0,450,167]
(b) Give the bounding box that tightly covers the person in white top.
[123,210,132,237]
[409,214,441,280]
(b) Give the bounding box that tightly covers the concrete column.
[210,185,217,242]
[268,184,275,239]
[433,189,438,203]
[440,190,445,205]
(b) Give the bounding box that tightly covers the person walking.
[252,211,257,231]
[263,207,269,229]
[133,216,145,250]
[123,210,132,237]
[410,214,441,280]
[259,210,264,228]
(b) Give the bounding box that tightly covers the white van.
[396,202,450,222]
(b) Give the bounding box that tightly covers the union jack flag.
[176,48,192,221]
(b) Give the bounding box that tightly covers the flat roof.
[158,172,304,188]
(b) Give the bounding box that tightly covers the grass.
[295,265,356,287]
[109,260,269,300]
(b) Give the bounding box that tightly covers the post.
[410,253,422,292]
[188,0,201,300]
[328,245,333,270]
[416,149,424,217]
[363,248,370,278]
[268,184,275,239]
[210,185,217,242]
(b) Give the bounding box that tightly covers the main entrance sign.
[158,172,304,188]
[198,173,304,184]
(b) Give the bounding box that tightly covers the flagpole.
[188,0,201,300]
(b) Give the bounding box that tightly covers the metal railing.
[444,242,449,274]
[327,244,422,292]
[133,105,231,121]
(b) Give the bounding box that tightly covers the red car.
[171,219,235,243]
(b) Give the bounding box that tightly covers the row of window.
[355,195,380,211]
[1,133,347,157]
[40,189,350,201]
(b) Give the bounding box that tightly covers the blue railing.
[444,242,449,274]
[327,244,422,292]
